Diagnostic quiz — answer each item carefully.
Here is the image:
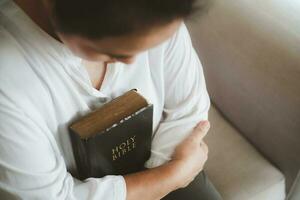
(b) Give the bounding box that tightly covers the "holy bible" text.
[112,135,137,161]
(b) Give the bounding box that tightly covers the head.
[49,0,207,64]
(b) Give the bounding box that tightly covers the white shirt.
[0,0,211,199]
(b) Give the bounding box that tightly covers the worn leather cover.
[69,104,153,180]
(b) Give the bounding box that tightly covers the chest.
[81,60,108,91]
[20,53,165,171]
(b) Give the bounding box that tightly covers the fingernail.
[198,120,208,127]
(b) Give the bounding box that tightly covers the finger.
[192,120,210,141]
[200,141,209,155]
[196,120,210,131]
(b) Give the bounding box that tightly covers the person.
[0,0,222,199]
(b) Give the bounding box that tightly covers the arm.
[124,24,211,199]
[0,97,193,200]
[0,99,126,200]
[144,22,211,169]
[124,161,182,200]
[0,29,127,199]
[0,23,207,199]
[124,121,211,200]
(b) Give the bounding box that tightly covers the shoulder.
[145,22,196,82]
[148,22,191,53]
[147,22,191,63]
[0,26,30,87]
[0,26,29,78]
[153,22,192,57]
[163,22,194,61]
[0,26,46,111]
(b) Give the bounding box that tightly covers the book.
[68,89,216,199]
[68,89,153,180]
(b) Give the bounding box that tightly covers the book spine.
[69,128,91,180]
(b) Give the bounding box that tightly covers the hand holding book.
[124,120,211,200]
[68,89,211,199]
[170,120,210,189]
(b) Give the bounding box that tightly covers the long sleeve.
[144,23,211,169]
[0,99,127,200]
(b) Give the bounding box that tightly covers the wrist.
[163,160,186,190]
[124,161,185,200]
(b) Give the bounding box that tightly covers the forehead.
[67,20,183,55]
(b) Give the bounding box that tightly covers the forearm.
[124,161,182,200]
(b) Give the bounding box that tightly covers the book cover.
[69,89,153,180]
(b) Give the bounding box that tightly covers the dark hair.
[52,0,207,39]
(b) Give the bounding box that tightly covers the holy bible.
[68,89,153,180]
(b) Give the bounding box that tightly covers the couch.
[186,0,300,199]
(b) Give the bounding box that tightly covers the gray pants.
[161,171,223,200]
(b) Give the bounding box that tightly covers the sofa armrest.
[187,0,300,190]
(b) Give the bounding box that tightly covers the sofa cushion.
[205,104,285,200]
[287,171,300,200]
[187,0,300,189]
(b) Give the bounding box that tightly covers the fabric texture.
[287,171,300,200]
[0,0,211,199]
[205,105,285,200]
[187,0,300,190]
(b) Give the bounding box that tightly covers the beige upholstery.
[287,171,300,200]
[187,0,300,193]
[205,105,285,200]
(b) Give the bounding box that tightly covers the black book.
[68,89,215,199]
[68,89,153,180]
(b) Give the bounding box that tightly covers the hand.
[170,120,210,188]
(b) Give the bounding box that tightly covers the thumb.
[192,120,210,141]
